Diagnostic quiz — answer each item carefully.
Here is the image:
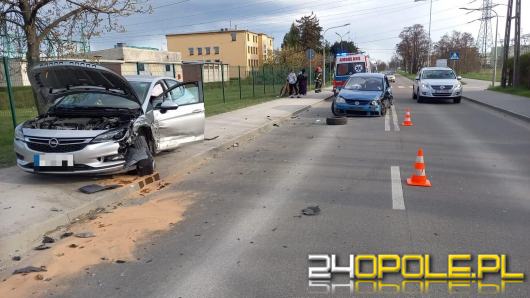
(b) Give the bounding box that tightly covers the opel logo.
[49,138,59,148]
[355,101,360,105]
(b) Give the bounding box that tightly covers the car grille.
[431,85,453,90]
[26,137,91,153]
[345,99,370,105]
[21,163,92,172]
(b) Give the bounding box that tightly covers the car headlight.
[91,128,128,143]
[14,124,24,141]
[421,83,430,89]
[454,82,462,89]
[336,96,346,104]
[370,100,379,106]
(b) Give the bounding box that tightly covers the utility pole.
[501,0,513,88]
[512,0,521,86]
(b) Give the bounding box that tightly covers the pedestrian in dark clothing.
[297,69,308,97]
[314,66,322,93]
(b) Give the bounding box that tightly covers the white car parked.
[412,67,463,104]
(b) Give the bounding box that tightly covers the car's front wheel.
[412,88,417,99]
[135,135,155,176]
[331,101,341,116]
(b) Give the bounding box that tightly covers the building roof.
[166,29,271,37]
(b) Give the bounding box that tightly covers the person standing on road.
[297,69,308,97]
[287,70,298,98]
[314,66,322,93]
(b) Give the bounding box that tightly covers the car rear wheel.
[453,97,461,104]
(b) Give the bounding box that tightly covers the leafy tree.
[1,0,151,113]
[282,23,301,49]
[295,12,322,51]
[432,31,480,73]
[329,40,358,55]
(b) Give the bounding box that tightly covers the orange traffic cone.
[407,148,432,187]
[402,109,413,126]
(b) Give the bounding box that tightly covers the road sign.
[306,49,315,60]
[449,52,460,60]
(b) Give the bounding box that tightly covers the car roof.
[420,67,453,71]
[124,75,175,82]
[351,73,386,78]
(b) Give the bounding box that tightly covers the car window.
[344,77,383,91]
[422,70,456,79]
[165,80,200,106]
[128,81,151,103]
[55,92,140,109]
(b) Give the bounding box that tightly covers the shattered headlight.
[370,100,379,106]
[91,128,128,143]
[14,124,24,141]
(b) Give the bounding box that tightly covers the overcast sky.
[90,0,529,62]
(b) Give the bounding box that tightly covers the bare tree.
[1,0,151,113]
[395,24,430,73]
[432,31,480,73]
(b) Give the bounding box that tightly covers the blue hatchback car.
[332,73,393,117]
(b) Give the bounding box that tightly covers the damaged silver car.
[14,61,205,175]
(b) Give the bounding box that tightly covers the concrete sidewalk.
[0,90,332,271]
[462,78,530,122]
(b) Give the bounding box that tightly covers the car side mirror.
[457,76,462,81]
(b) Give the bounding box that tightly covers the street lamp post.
[322,23,350,87]
[335,31,350,53]
[415,0,433,66]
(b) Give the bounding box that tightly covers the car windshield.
[422,69,456,79]
[55,92,141,110]
[344,77,383,91]
[129,81,151,103]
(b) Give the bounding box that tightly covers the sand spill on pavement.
[0,191,195,297]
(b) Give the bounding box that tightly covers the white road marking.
[391,166,405,210]
[398,86,405,89]
[385,112,390,131]
[391,105,400,131]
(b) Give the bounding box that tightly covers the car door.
[153,80,205,151]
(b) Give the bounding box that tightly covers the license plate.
[34,154,74,168]
[435,90,451,94]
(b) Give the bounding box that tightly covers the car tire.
[326,116,347,125]
[135,135,155,176]
[380,103,387,117]
[412,88,417,99]
[417,95,424,103]
[331,102,341,116]
[453,97,461,104]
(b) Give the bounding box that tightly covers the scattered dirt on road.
[0,191,195,297]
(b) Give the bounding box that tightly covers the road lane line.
[391,166,405,210]
[385,112,390,131]
[398,86,405,89]
[391,105,400,131]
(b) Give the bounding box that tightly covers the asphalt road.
[58,75,530,297]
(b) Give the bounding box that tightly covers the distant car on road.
[412,67,463,103]
[14,61,205,175]
[332,73,393,117]
[386,72,396,83]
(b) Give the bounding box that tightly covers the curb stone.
[462,96,530,123]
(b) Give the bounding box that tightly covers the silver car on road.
[14,61,205,175]
[412,67,463,104]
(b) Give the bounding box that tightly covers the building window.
[205,47,210,55]
[214,46,220,54]
[247,33,250,41]
[215,59,220,62]
[206,59,211,62]
[188,48,194,56]
[198,47,203,55]
[231,32,237,41]
[137,63,145,72]
[165,64,171,72]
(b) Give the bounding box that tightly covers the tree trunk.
[24,23,45,115]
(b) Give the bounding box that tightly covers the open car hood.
[29,61,141,105]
